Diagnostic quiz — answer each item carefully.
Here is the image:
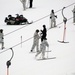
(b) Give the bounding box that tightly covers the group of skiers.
[4,14,32,25]
[20,0,33,10]
[4,9,57,27]
[30,25,49,59]
[1,2,75,60]
[29,6,75,59]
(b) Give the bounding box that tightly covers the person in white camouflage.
[31,29,40,52]
[35,38,49,59]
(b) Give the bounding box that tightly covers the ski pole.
[21,36,22,47]
[47,47,49,58]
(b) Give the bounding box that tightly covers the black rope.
[0,36,33,54]
[0,2,74,54]
[4,24,30,36]
[4,2,75,37]
[47,16,73,31]
[55,2,75,13]
[0,16,73,55]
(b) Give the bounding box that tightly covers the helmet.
[8,15,12,17]
[16,14,19,16]
[0,29,3,33]
[43,25,46,27]
[36,29,39,32]
[20,15,23,17]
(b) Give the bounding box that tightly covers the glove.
[50,17,52,19]
[55,15,57,18]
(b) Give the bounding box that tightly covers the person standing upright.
[20,0,26,10]
[29,0,33,8]
[35,38,49,59]
[41,25,47,42]
[50,9,57,28]
[31,29,40,52]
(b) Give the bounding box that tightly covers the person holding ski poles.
[35,38,49,59]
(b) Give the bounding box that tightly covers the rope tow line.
[0,16,73,55]
[4,2,75,37]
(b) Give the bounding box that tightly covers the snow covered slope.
[0,0,75,75]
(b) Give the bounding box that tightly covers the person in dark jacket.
[5,14,33,25]
[15,14,21,25]
[4,15,16,25]
[29,0,33,8]
[41,25,47,42]
[19,15,32,24]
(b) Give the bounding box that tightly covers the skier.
[19,15,32,24]
[15,14,21,25]
[20,0,26,10]
[41,25,47,42]
[72,6,75,23]
[29,0,33,8]
[0,29,4,49]
[5,14,33,25]
[35,38,49,59]
[50,9,57,28]
[4,15,15,25]
[31,29,40,52]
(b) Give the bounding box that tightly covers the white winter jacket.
[0,33,3,42]
[40,40,49,51]
[50,13,56,21]
[33,32,40,44]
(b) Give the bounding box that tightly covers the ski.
[48,26,61,30]
[29,50,51,53]
[58,40,69,43]
[37,57,56,61]
[0,47,5,50]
